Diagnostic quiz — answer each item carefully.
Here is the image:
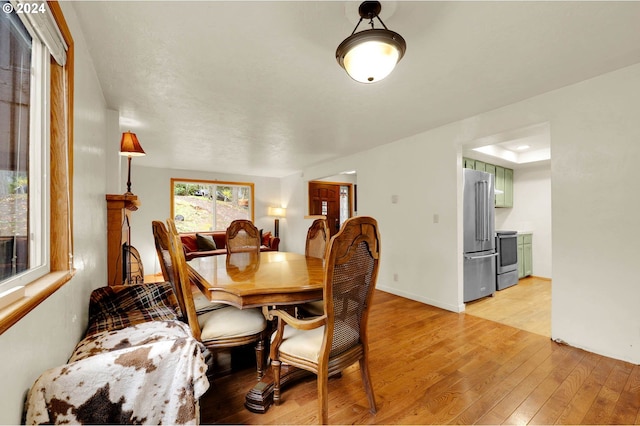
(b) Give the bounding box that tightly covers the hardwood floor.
[465,276,551,337]
[199,290,640,425]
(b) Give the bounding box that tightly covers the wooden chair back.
[322,216,380,361]
[226,219,260,254]
[305,219,328,259]
[165,219,203,341]
[152,220,187,317]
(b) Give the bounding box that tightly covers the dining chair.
[226,219,261,254]
[152,220,225,316]
[165,219,268,379]
[305,218,329,259]
[298,219,329,317]
[268,216,381,424]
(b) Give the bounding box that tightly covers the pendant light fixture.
[336,1,406,84]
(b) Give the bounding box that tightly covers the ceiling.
[71,1,640,177]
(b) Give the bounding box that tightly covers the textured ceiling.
[71,1,640,177]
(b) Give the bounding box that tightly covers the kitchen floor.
[464,276,551,337]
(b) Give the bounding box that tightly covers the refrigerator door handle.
[464,252,498,260]
[475,180,490,242]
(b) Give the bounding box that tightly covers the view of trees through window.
[1,10,32,284]
[171,179,254,232]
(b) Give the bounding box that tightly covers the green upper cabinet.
[503,168,513,208]
[463,158,476,169]
[463,157,514,208]
[495,166,505,207]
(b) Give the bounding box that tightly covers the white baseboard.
[377,284,464,313]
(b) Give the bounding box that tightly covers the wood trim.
[48,0,74,272]
[49,61,70,271]
[0,272,73,335]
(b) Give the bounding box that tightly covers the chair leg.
[317,368,328,424]
[272,359,282,406]
[359,357,377,414]
[255,337,265,380]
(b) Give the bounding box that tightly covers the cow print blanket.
[24,320,210,425]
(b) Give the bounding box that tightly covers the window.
[0,1,73,333]
[171,179,254,232]
[0,4,49,294]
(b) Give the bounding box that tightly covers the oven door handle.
[465,253,499,260]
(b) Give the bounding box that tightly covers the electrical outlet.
[393,273,399,282]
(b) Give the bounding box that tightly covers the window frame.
[170,178,255,233]
[0,1,74,335]
[0,21,50,294]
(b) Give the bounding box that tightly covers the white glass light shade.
[336,28,406,84]
[344,40,400,83]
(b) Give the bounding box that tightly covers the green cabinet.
[463,157,477,169]
[494,166,505,207]
[463,157,514,208]
[504,168,513,208]
[517,233,533,278]
[484,163,496,176]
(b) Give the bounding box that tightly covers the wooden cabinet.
[463,157,514,208]
[517,233,533,278]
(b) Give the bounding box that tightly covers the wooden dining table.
[187,251,325,413]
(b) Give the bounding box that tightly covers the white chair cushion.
[193,291,226,314]
[277,325,325,364]
[198,306,266,340]
[276,321,361,363]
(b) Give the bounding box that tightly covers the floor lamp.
[268,207,286,238]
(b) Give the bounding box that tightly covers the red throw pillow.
[262,231,272,246]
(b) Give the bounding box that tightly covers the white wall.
[127,166,282,276]
[549,65,640,364]
[495,163,552,278]
[0,3,110,423]
[283,126,463,313]
[284,63,640,364]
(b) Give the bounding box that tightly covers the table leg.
[244,364,312,413]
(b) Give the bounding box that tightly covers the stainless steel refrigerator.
[463,168,497,302]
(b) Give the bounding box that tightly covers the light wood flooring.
[465,276,551,337]
[199,289,640,425]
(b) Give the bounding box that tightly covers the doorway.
[461,123,552,336]
[308,181,354,237]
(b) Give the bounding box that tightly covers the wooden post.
[105,194,139,286]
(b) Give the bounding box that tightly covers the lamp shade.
[268,207,286,218]
[119,131,146,157]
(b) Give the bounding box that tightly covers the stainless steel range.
[495,230,518,290]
